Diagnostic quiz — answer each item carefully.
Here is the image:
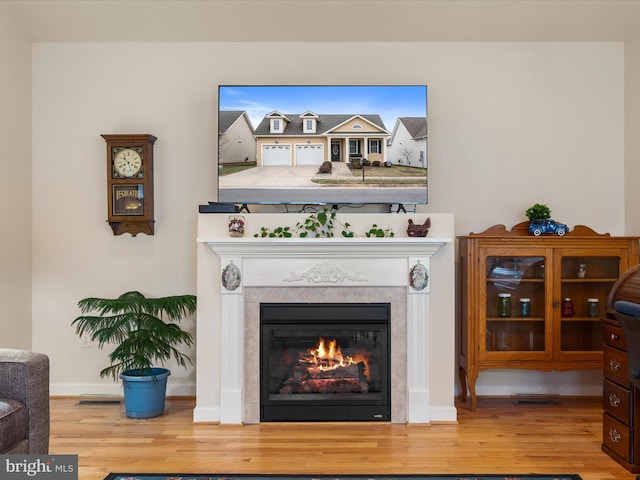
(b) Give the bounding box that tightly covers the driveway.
[219,166,319,188]
[219,164,354,188]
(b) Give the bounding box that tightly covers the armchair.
[0,349,50,454]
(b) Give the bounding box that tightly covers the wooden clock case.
[101,134,157,236]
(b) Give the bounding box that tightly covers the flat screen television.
[217,85,428,206]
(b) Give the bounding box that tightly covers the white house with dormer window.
[254,110,390,166]
[266,111,290,134]
[301,111,318,133]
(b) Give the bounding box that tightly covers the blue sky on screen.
[219,85,427,131]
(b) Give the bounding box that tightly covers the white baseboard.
[50,382,195,397]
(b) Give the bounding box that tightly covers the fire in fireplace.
[281,336,371,395]
[260,302,390,422]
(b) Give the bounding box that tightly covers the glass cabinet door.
[556,252,621,357]
[483,253,547,358]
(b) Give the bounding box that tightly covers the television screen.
[217,85,428,206]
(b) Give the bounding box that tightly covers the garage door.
[295,144,324,165]
[262,144,291,166]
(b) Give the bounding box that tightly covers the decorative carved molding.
[283,262,368,284]
[468,221,610,237]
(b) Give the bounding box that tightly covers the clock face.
[113,148,143,177]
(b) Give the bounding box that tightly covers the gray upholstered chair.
[0,349,50,454]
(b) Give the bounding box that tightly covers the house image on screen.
[253,110,391,166]
[387,117,428,169]
[218,110,256,165]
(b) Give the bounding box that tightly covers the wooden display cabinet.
[458,222,639,410]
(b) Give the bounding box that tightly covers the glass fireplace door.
[260,303,390,422]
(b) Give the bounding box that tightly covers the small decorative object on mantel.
[524,203,568,236]
[407,217,431,237]
[228,215,245,237]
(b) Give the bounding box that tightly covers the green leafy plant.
[295,208,354,238]
[254,226,293,238]
[364,224,395,238]
[72,291,196,380]
[296,209,333,237]
[525,203,551,222]
[254,209,411,239]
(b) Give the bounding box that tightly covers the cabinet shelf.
[458,221,639,411]
[561,278,618,283]
[487,317,545,322]
[487,278,544,283]
[560,316,603,322]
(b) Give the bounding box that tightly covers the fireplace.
[260,302,390,422]
[195,212,457,424]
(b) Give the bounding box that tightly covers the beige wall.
[28,41,628,398]
[0,3,32,349]
[626,26,640,235]
[365,151,384,164]
[334,117,385,133]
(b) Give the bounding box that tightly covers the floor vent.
[512,394,560,405]
[77,394,123,405]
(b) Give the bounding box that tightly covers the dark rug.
[104,474,582,480]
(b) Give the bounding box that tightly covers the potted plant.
[525,203,551,224]
[72,290,196,418]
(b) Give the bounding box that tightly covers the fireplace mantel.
[195,212,457,424]
[199,236,449,257]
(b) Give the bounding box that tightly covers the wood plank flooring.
[49,396,635,480]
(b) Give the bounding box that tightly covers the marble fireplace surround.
[195,212,456,424]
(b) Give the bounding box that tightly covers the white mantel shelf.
[197,236,450,256]
[194,212,457,425]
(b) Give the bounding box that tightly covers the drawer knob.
[609,429,622,443]
[610,359,622,372]
[611,333,620,341]
[609,393,621,407]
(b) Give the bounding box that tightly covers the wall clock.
[101,134,157,236]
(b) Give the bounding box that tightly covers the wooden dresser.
[602,263,640,472]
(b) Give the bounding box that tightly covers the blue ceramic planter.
[120,368,171,418]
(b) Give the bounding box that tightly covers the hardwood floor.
[49,396,635,480]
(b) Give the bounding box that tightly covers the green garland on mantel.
[253,208,395,239]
